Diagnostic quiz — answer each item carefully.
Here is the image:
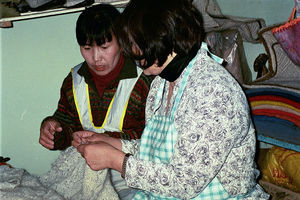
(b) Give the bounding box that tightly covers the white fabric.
[0,166,64,200]
[0,147,119,200]
[63,0,86,7]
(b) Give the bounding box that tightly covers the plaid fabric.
[133,54,192,199]
[196,178,231,200]
[138,115,177,163]
[133,80,180,200]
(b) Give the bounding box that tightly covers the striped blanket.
[245,85,300,152]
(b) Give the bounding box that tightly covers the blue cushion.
[253,115,300,151]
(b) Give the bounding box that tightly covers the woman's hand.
[72,130,95,147]
[77,141,125,172]
[39,119,62,149]
[72,131,122,150]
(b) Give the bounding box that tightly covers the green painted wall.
[0,13,82,174]
[0,0,295,175]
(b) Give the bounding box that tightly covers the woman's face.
[131,40,168,76]
[142,62,165,76]
[138,53,176,76]
[80,35,121,76]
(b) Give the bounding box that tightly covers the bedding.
[0,147,119,200]
[245,86,300,152]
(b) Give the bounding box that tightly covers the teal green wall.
[0,13,82,174]
[0,0,295,175]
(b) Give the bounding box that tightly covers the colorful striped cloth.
[246,87,300,127]
[244,86,300,151]
[249,98,300,127]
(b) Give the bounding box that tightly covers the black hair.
[76,4,120,46]
[117,0,204,68]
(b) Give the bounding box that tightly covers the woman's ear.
[160,52,177,68]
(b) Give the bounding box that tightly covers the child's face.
[80,35,121,76]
